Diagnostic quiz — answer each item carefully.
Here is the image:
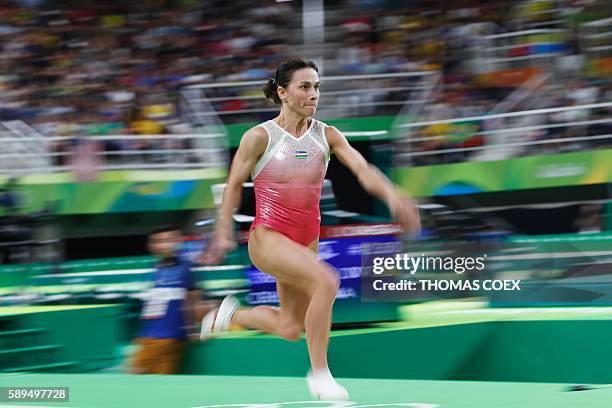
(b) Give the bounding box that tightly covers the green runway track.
[1,373,611,408]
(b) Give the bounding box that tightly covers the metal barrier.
[181,71,438,124]
[394,101,612,166]
[514,0,566,30]
[0,72,438,175]
[0,121,51,173]
[474,29,568,73]
[580,17,612,59]
[0,133,227,175]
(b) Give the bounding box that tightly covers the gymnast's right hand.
[199,232,237,265]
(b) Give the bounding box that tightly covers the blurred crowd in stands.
[0,0,610,166]
[0,0,299,138]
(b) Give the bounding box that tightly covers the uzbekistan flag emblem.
[294,150,308,159]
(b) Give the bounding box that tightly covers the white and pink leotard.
[249,119,330,246]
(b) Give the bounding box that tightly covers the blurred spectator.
[130,226,208,375]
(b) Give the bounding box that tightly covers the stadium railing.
[580,17,612,60]
[394,101,612,166]
[475,29,568,72]
[0,131,227,175]
[181,71,439,124]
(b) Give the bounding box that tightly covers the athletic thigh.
[248,227,336,293]
[275,238,319,324]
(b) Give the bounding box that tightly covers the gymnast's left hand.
[388,193,421,235]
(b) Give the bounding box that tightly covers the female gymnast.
[200,59,420,400]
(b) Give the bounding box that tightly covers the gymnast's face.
[278,68,320,118]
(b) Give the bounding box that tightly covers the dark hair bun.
[263,78,281,105]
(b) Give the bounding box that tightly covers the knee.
[304,267,340,298]
[316,268,340,295]
[277,320,304,342]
